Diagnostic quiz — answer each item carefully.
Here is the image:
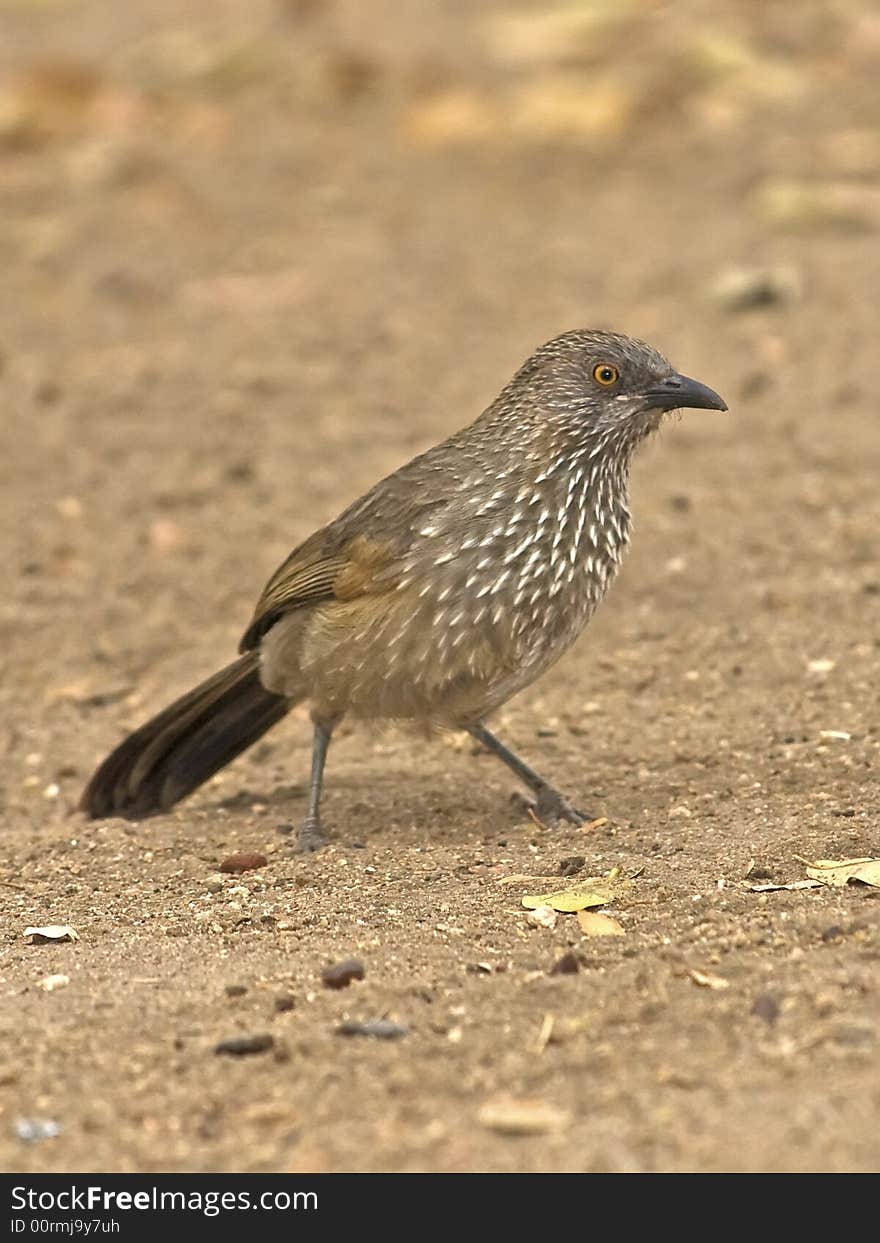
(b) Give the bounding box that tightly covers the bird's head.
[507,329,727,446]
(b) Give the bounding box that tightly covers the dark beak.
[643,371,728,413]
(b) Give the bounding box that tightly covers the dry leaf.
[689,969,729,990]
[576,909,625,937]
[24,925,79,943]
[523,884,610,912]
[803,857,880,889]
[522,868,624,912]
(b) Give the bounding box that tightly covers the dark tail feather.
[80,653,290,820]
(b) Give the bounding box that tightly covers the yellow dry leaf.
[523,884,609,912]
[522,867,625,912]
[803,857,880,889]
[576,909,625,937]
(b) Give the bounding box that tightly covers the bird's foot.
[297,816,328,854]
[530,785,591,828]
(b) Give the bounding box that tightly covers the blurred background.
[3,0,880,641]
[2,0,880,1174]
[2,0,879,661]
[1,0,879,735]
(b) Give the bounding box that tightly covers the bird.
[80,329,727,851]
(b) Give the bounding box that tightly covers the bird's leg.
[467,723,590,827]
[298,716,336,853]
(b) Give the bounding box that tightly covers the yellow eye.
[593,363,619,386]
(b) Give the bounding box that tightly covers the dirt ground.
[1,0,879,1174]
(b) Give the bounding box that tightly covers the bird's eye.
[592,363,619,386]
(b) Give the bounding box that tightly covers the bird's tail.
[80,652,290,820]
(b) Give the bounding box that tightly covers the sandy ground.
[1,0,879,1173]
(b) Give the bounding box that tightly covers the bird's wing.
[239,469,451,652]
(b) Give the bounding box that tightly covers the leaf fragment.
[689,969,730,990]
[24,925,79,943]
[802,857,880,889]
[576,909,625,937]
[522,868,625,912]
[523,884,611,912]
[746,879,823,892]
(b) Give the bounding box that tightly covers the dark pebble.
[214,1034,274,1057]
[219,852,268,874]
[747,865,775,880]
[274,994,296,1012]
[336,1020,407,1040]
[550,952,582,976]
[751,994,780,1024]
[558,855,586,877]
[821,925,845,943]
[322,959,365,989]
[224,983,248,997]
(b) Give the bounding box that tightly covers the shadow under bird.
[80,330,727,850]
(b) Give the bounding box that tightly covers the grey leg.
[298,718,335,853]
[468,723,590,827]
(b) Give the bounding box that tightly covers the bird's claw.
[531,786,591,828]
[296,818,328,853]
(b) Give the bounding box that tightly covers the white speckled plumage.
[80,329,726,835]
[258,330,676,726]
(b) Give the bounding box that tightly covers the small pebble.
[477,1098,569,1136]
[224,983,248,997]
[747,865,775,880]
[336,1020,407,1040]
[219,852,267,874]
[708,264,801,312]
[16,1118,61,1143]
[38,974,70,992]
[274,994,296,1012]
[549,951,582,976]
[527,905,557,930]
[322,959,365,989]
[751,994,780,1024]
[214,1034,274,1057]
[558,855,586,877]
